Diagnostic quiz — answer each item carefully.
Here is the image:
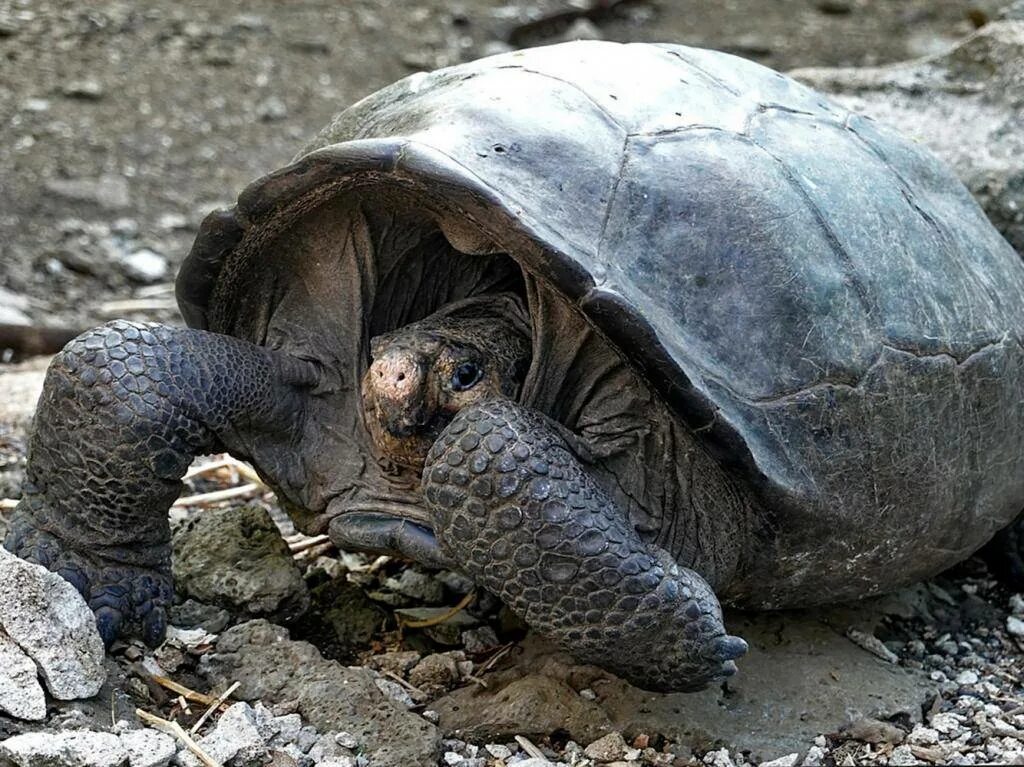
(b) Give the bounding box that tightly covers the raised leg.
[421,400,746,692]
[3,320,317,645]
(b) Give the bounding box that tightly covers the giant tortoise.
[7,41,1024,692]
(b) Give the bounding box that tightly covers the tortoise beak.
[367,348,430,437]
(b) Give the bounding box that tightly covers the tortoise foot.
[422,399,746,692]
[5,501,172,648]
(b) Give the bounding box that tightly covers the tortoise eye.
[451,362,483,392]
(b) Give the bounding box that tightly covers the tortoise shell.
[177,41,1024,606]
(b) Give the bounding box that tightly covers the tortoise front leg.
[421,400,746,692]
[3,320,318,646]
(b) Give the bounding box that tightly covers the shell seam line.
[742,136,876,320]
[660,49,742,97]
[744,334,1016,406]
[491,64,628,133]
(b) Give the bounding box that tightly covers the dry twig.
[150,675,219,707]
[173,483,262,507]
[136,708,221,767]
[399,591,476,629]
[515,735,548,761]
[190,681,240,735]
[0,498,17,511]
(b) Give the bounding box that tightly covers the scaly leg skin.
[421,400,747,692]
[3,320,317,646]
[981,511,1024,590]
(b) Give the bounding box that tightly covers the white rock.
[1007,615,1024,637]
[888,745,925,766]
[119,729,176,767]
[156,212,189,231]
[930,712,965,734]
[0,548,105,699]
[177,702,265,767]
[1010,594,1024,615]
[0,630,46,721]
[583,732,628,761]
[907,726,940,745]
[319,759,357,767]
[705,748,737,767]
[486,743,514,760]
[120,248,168,284]
[0,287,30,325]
[0,730,127,766]
[335,731,359,750]
[955,670,979,685]
[801,746,826,766]
[759,754,799,767]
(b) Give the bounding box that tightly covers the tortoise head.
[361,295,532,471]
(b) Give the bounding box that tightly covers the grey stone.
[384,569,444,604]
[434,672,612,745]
[297,578,385,660]
[0,730,128,766]
[435,607,934,762]
[119,249,168,284]
[583,732,628,761]
[168,599,232,634]
[198,620,440,767]
[374,676,417,708]
[462,626,500,654]
[172,505,308,622]
[61,79,105,100]
[177,702,265,767]
[409,653,462,697]
[1002,1,1024,20]
[119,728,176,767]
[558,19,603,43]
[759,755,800,767]
[44,174,130,210]
[0,287,30,325]
[0,548,105,700]
[256,96,289,122]
[1007,615,1024,636]
[792,22,1024,254]
[889,745,925,765]
[0,630,46,721]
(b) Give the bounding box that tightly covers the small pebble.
[1007,615,1024,637]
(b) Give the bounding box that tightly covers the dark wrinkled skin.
[3,302,746,692]
[4,320,319,645]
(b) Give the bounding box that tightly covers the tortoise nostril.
[397,372,406,382]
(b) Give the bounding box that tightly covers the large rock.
[172,504,309,622]
[0,730,127,766]
[118,729,176,767]
[434,673,612,745]
[177,702,265,767]
[432,605,935,763]
[0,631,46,721]
[0,548,105,700]
[791,21,1024,253]
[199,620,440,767]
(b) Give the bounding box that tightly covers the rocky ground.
[4,0,1024,766]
